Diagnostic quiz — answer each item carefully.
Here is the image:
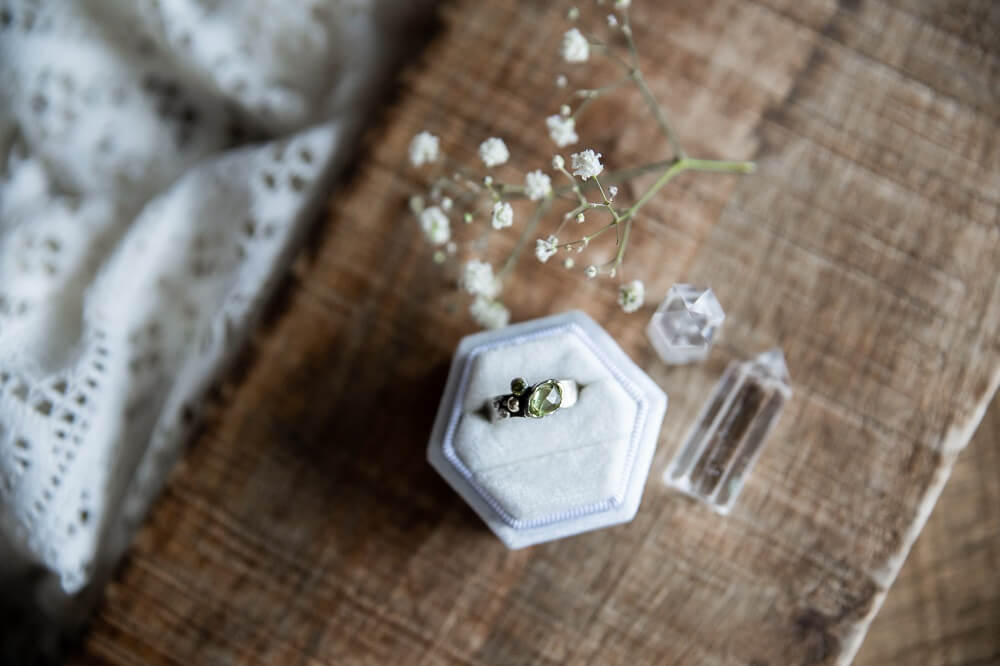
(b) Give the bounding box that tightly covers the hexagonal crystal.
[663,348,791,514]
[646,284,725,365]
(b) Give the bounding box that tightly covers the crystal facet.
[664,348,791,514]
[526,380,562,418]
[646,284,725,365]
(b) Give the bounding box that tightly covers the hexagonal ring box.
[427,311,667,548]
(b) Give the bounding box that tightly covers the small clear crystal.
[646,284,725,365]
[664,348,792,514]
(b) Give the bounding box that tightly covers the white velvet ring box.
[427,311,668,548]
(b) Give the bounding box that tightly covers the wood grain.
[856,390,1000,666]
[72,0,1000,664]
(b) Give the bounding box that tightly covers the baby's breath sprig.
[406,1,754,328]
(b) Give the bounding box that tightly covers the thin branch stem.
[680,158,756,175]
[497,199,551,279]
[587,39,634,73]
[494,160,674,202]
[624,156,755,220]
[490,155,752,282]
[631,70,686,160]
[571,77,633,119]
[555,162,589,206]
[612,217,633,271]
[619,12,686,160]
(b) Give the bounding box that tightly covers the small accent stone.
[526,380,562,418]
[510,377,528,395]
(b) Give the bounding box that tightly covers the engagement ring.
[486,377,579,422]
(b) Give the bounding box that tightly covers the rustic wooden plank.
[73,1,1000,664]
[857,390,1000,666]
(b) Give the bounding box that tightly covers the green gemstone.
[526,380,562,418]
[510,377,528,396]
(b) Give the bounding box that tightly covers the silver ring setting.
[487,377,580,422]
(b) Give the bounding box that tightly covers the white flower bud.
[491,201,514,229]
[408,131,440,166]
[478,137,510,168]
[561,28,589,63]
[546,114,579,148]
[570,149,604,179]
[461,260,500,298]
[469,296,509,330]
[534,236,558,263]
[524,170,553,201]
[618,279,645,313]
[419,206,450,245]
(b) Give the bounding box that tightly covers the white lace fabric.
[0,0,424,600]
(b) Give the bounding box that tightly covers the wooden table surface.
[856,391,1000,666]
[72,1,1000,664]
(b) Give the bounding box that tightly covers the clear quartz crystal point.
[664,348,792,514]
[646,284,725,365]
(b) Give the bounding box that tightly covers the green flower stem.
[590,159,674,187]
[622,12,640,66]
[429,177,478,207]
[497,198,551,279]
[587,40,634,74]
[586,221,618,243]
[617,11,685,160]
[494,157,752,206]
[488,160,673,202]
[492,155,751,281]
[623,156,755,220]
[556,219,616,251]
[442,156,486,190]
[555,163,589,206]
[575,77,634,100]
[496,183,525,195]
[612,217,633,271]
[571,77,632,120]
[593,176,610,204]
[631,70,685,160]
[680,158,757,175]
